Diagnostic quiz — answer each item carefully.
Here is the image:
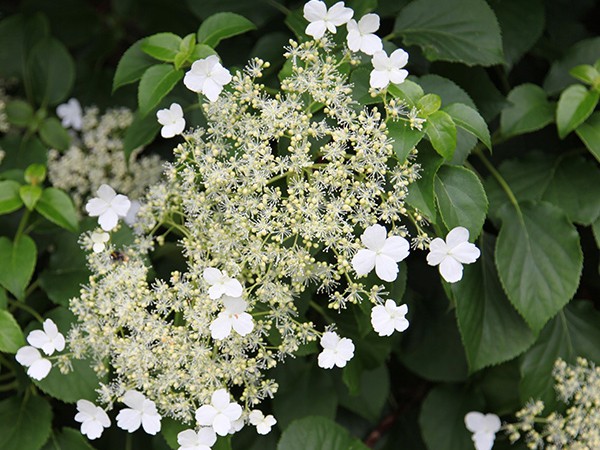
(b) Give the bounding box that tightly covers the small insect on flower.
[110,251,130,263]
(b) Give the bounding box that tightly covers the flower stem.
[309,300,333,324]
[14,208,31,241]
[0,381,17,392]
[8,298,44,323]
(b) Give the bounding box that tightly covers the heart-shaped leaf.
[0,235,37,299]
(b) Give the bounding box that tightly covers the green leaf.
[388,80,424,108]
[479,361,522,416]
[351,68,380,105]
[5,100,34,127]
[417,94,442,116]
[161,417,188,450]
[138,64,184,116]
[443,103,491,151]
[188,44,218,63]
[520,300,600,409]
[400,293,469,382]
[500,84,555,138]
[141,32,182,62]
[425,110,456,159]
[24,164,47,185]
[123,109,161,161]
[0,288,7,309]
[0,236,37,299]
[487,0,544,68]
[386,120,424,163]
[277,416,368,450]
[272,359,337,429]
[544,37,600,95]
[0,180,24,215]
[419,385,484,450]
[35,188,79,232]
[393,0,503,66]
[34,307,101,403]
[556,84,599,139]
[405,143,444,221]
[0,395,52,450]
[28,38,75,107]
[452,233,535,372]
[576,111,600,163]
[175,33,196,69]
[113,39,156,92]
[569,64,600,85]
[495,202,583,332]
[39,231,89,307]
[339,365,389,423]
[197,12,256,48]
[19,185,42,211]
[434,165,488,239]
[41,428,95,450]
[0,310,25,353]
[39,117,71,151]
[542,156,600,225]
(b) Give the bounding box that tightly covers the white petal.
[27,330,52,354]
[96,184,116,202]
[170,103,183,117]
[208,284,226,300]
[482,414,501,433]
[210,315,232,340]
[42,319,58,337]
[111,194,131,217]
[98,210,119,231]
[371,305,394,336]
[346,30,362,52]
[465,411,485,432]
[320,331,340,350]
[232,313,254,336]
[426,240,447,266]
[389,48,409,68]
[389,69,408,85]
[28,358,52,380]
[81,420,104,440]
[183,72,206,93]
[473,431,495,450]
[304,0,327,21]
[335,338,355,366]
[203,267,222,284]
[305,21,327,39]
[360,34,383,55]
[222,402,242,421]
[381,236,410,262]
[52,333,65,352]
[196,405,217,426]
[141,413,161,435]
[450,241,481,264]
[116,408,142,432]
[318,349,336,369]
[203,78,223,102]
[439,257,464,283]
[327,2,353,26]
[358,14,380,33]
[16,346,41,366]
[352,249,376,276]
[123,390,146,409]
[213,413,232,436]
[369,69,390,89]
[93,242,105,253]
[85,198,108,217]
[248,410,264,425]
[375,254,399,282]
[361,224,387,250]
[346,19,358,33]
[211,65,232,86]
[197,427,217,445]
[223,278,243,298]
[76,399,98,417]
[178,429,199,446]
[156,109,171,125]
[446,226,470,248]
[211,389,231,410]
[222,296,246,313]
[371,51,389,71]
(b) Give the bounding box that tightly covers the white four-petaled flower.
[56,98,83,130]
[210,296,254,340]
[352,224,410,282]
[195,388,242,436]
[85,184,131,232]
[15,346,52,380]
[303,0,353,39]
[346,14,382,55]
[317,331,355,369]
[248,410,277,435]
[184,56,232,102]
[75,399,111,440]
[116,390,162,435]
[177,428,217,450]
[369,49,409,89]
[426,226,481,283]
[203,268,243,300]
[157,103,186,138]
[371,300,409,336]
[26,318,65,355]
[464,411,501,450]
[91,231,109,253]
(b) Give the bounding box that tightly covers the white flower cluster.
[48,104,163,212]
[506,357,600,449]
[61,0,481,445]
